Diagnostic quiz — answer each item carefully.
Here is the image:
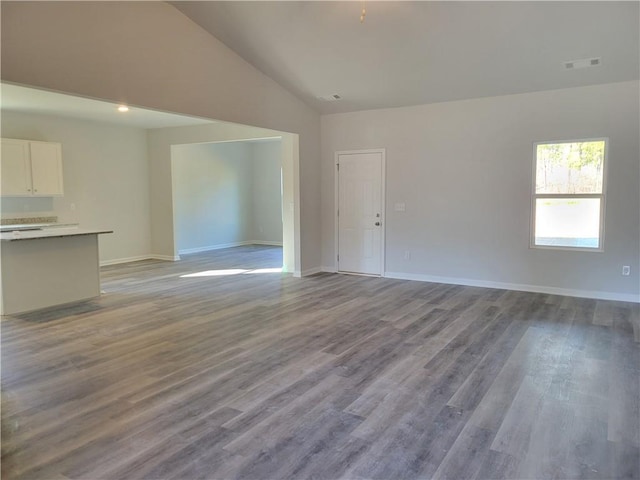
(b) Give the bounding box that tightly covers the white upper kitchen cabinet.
[0,138,64,196]
[0,139,31,195]
[29,141,64,195]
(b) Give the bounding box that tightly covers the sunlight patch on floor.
[180,267,282,278]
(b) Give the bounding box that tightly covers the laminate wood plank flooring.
[2,245,639,479]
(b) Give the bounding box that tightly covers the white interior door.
[337,150,384,275]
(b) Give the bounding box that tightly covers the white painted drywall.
[321,81,640,301]
[172,141,282,253]
[251,141,283,244]
[173,142,253,252]
[1,1,320,273]
[0,111,151,263]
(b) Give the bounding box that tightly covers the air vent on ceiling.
[318,94,342,102]
[564,57,601,70]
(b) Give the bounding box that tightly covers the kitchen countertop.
[0,226,113,241]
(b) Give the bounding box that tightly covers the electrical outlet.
[404,250,411,260]
[622,265,630,276]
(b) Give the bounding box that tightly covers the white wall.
[251,141,283,244]
[1,1,320,273]
[173,142,253,253]
[321,81,640,301]
[0,111,151,263]
[173,141,282,254]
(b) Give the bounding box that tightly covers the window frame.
[530,137,608,253]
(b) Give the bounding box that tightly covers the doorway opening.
[167,129,300,275]
[172,139,284,270]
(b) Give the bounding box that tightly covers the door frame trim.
[334,148,386,276]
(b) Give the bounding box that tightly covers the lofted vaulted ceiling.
[171,1,640,114]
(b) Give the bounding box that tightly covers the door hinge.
[337,208,339,217]
[337,254,339,261]
[337,163,340,171]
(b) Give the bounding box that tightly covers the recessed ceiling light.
[117,105,129,112]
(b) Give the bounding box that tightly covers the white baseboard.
[100,255,165,267]
[178,242,250,255]
[178,241,282,255]
[384,271,640,303]
[101,242,283,266]
[100,254,180,266]
[150,254,181,262]
[301,267,322,276]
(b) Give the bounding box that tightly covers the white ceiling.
[2,2,637,122]
[171,1,640,114]
[1,83,216,129]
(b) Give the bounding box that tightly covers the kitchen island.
[1,227,113,315]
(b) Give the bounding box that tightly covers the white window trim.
[530,137,608,253]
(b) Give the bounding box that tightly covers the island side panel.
[1,234,101,315]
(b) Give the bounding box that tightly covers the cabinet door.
[30,141,64,196]
[0,139,32,195]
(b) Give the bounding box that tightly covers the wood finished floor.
[1,245,639,480]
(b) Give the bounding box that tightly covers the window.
[531,139,607,251]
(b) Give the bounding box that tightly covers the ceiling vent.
[564,57,601,70]
[318,94,342,102]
